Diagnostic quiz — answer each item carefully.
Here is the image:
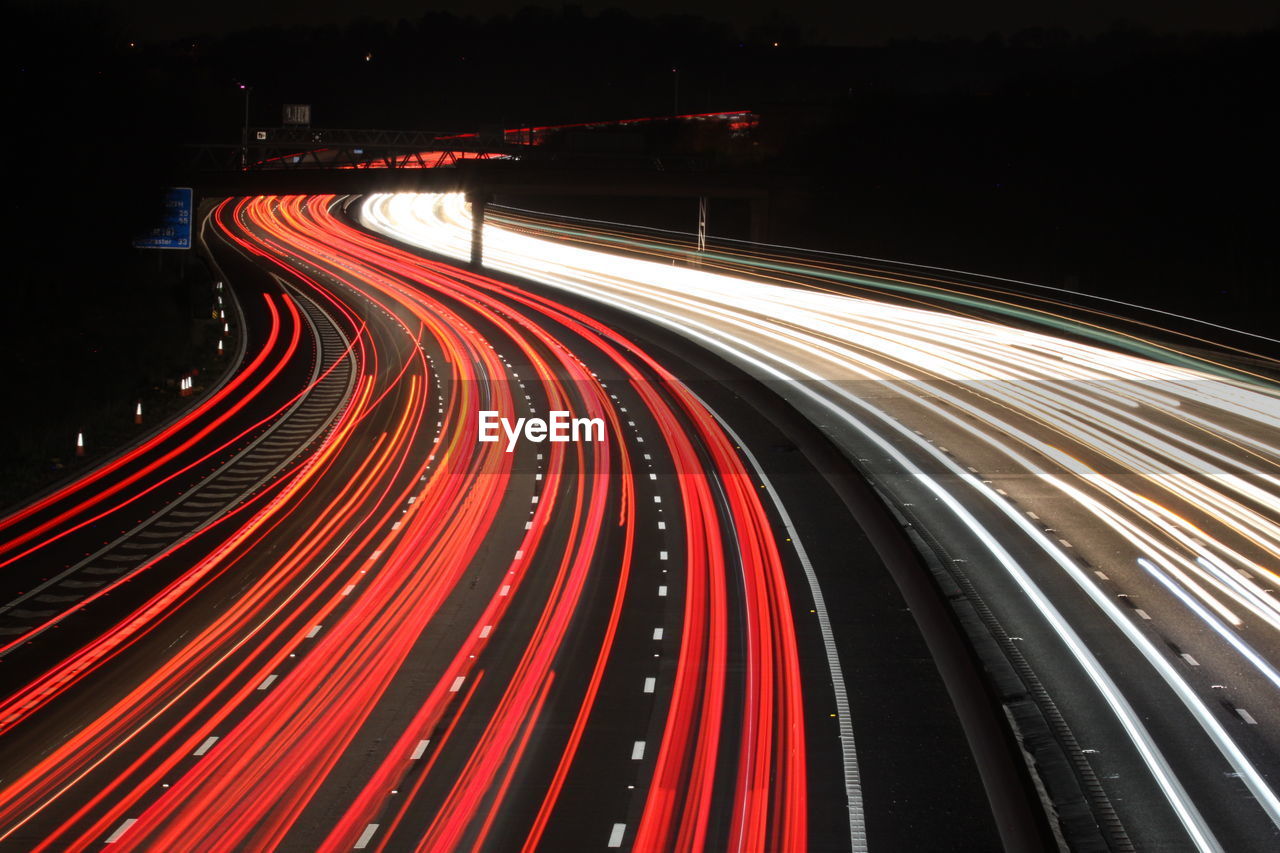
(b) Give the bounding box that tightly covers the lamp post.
[239,83,253,170]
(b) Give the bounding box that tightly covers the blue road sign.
[134,187,193,250]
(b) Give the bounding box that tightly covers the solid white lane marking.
[307,625,323,638]
[643,677,655,693]
[607,824,626,847]
[193,736,219,756]
[658,586,667,597]
[450,676,466,693]
[652,628,663,640]
[354,823,379,849]
[105,819,137,844]
[257,674,277,691]
[479,625,492,638]
[631,741,645,760]
[1238,709,1258,725]
[411,739,431,759]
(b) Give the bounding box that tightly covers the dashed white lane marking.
[1182,653,1200,666]
[652,628,664,640]
[1135,609,1152,620]
[342,584,355,596]
[536,473,543,481]
[499,585,511,597]
[531,495,539,504]
[643,454,651,460]
[525,521,533,530]
[515,550,524,560]
[659,551,668,561]
[1026,511,1040,520]
[105,818,137,844]
[995,488,1008,495]
[411,739,431,759]
[307,625,323,638]
[354,823,379,849]
[657,521,666,530]
[392,521,401,531]
[631,741,646,760]
[653,496,661,504]
[193,736,219,756]
[649,473,658,480]
[1059,539,1073,548]
[1238,708,1258,725]
[479,625,492,638]
[607,823,626,847]
[658,585,668,597]
[449,676,466,693]
[643,677,656,693]
[1094,571,1110,581]
[368,550,382,561]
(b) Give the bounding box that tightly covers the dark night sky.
[23,0,1280,44]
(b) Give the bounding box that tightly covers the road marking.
[525,521,532,529]
[649,473,658,480]
[659,551,668,561]
[631,741,645,760]
[515,550,524,560]
[479,625,492,638]
[1182,654,1200,666]
[354,823,379,849]
[653,628,664,640]
[1135,608,1152,620]
[450,676,466,693]
[411,739,431,759]
[607,824,626,847]
[658,585,667,597]
[307,625,323,638]
[257,674,277,691]
[342,584,355,596]
[392,521,401,531]
[657,521,666,530]
[105,819,137,844]
[1094,571,1110,581]
[1059,538,1073,548]
[368,550,382,561]
[1026,511,1040,520]
[531,495,539,504]
[1238,709,1258,725]
[499,585,510,597]
[653,495,661,504]
[193,736,219,756]
[643,677,655,693]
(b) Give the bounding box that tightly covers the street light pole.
[239,83,253,170]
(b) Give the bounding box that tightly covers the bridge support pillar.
[468,191,491,269]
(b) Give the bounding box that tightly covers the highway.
[0,195,1011,851]
[361,192,1280,852]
